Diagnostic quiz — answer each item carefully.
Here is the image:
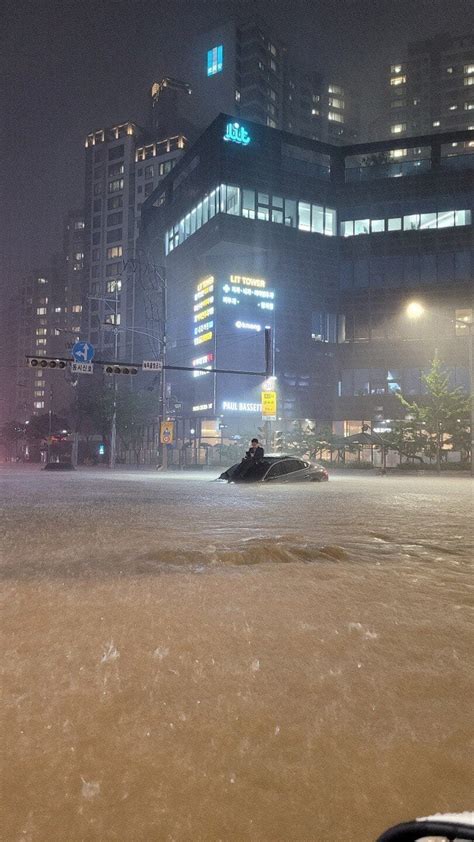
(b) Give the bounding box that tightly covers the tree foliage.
[395,356,470,465]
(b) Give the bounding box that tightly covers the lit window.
[437,210,455,228]
[390,75,406,86]
[446,66,454,74]
[388,218,402,231]
[341,220,354,237]
[432,120,440,127]
[371,219,385,233]
[106,246,123,259]
[465,102,474,110]
[106,279,122,293]
[455,210,471,226]
[34,402,45,409]
[449,104,458,110]
[354,219,370,235]
[391,123,406,134]
[72,305,82,313]
[311,108,319,116]
[403,214,420,230]
[207,45,223,76]
[108,179,124,193]
[389,148,407,159]
[36,307,47,315]
[329,97,344,109]
[420,213,437,229]
[390,64,402,74]
[104,313,121,325]
[328,84,343,94]
[36,328,47,335]
[297,202,311,232]
[464,65,474,74]
[328,111,344,123]
[36,338,47,345]
[235,90,241,102]
[464,76,474,86]
[37,277,47,284]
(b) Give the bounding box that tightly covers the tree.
[396,356,470,471]
[116,390,158,464]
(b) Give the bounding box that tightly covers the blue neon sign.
[223,121,251,146]
[207,45,223,76]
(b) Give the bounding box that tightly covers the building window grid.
[341,209,471,237]
[165,185,337,254]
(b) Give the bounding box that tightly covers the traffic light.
[27,356,67,369]
[103,364,139,375]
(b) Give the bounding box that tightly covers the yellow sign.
[230,274,266,289]
[261,391,277,417]
[160,421,175,444]
[196,275,214,293]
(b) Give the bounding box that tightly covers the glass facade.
[165,185,337,254]
[340,209,471,237]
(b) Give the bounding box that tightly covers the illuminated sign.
[235,321,261,331]
[194,321,213,336]
[261,391,277,418]
[229,274,265,288]
[194,332,213,346]
[194,296,213,311]
[194,307,214,322]
[192,353,213,367]
[196,276,214,294]
[192,353,214,378]
[192,402,214,412]
[223,122,251,146]
[222,400,262,413]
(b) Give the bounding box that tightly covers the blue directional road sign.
[72,341,95,363]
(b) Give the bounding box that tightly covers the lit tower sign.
[223,122,251,146]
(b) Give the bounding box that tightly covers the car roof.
[263,455,300,463]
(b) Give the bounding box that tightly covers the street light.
[406,301,425,320]
[406,301,473,475]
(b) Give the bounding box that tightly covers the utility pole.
[109,288,119,470]
[47,387,53,464]
[159,267,168,470]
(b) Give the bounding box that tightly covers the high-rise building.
[150,77,194,138]
[15,212,86,422]
[82,121,187,362]
[152,15,358,144]
[140,114,472,445]
[387,33,474,140]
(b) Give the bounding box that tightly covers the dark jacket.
[245,445,265,462]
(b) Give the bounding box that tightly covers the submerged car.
[217,455,329,484]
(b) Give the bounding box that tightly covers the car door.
[283,458,311,482]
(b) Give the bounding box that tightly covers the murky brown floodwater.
[1,467,473,841]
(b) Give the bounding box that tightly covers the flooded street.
[1,466,473,842]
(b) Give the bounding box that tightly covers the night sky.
[2,0,473,290]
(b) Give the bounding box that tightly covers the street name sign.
[71,362,94,375]
[143,360,163,371]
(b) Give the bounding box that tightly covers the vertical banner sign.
[261,391,277,418]
[160,421,175,444]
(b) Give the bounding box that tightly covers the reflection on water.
[1,468,473,841]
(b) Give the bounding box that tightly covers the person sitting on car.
[233,438,265,480]
[244,438,265,463]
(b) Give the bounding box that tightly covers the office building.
[387,32,474,141]
[152,16,358,145]
[140,114,472,445]
[15,212,85,421]
[82,121,187,362]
